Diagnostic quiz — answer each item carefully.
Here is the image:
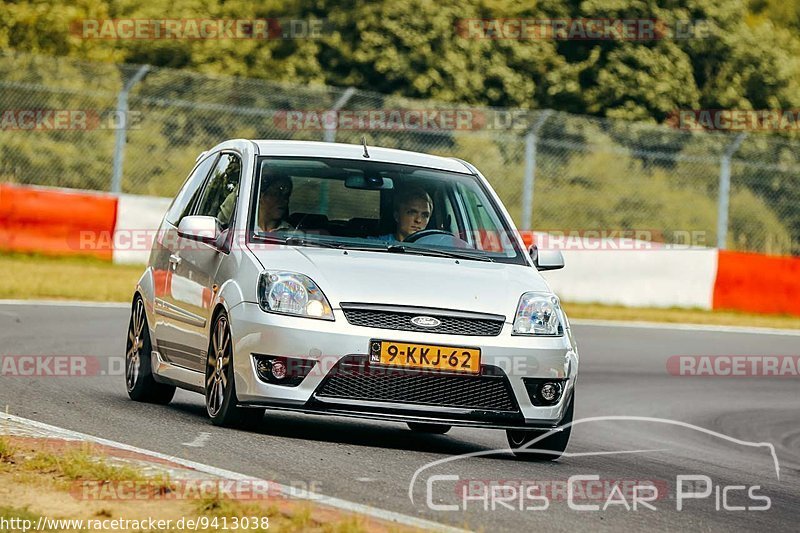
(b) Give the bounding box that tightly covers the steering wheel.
[403,229,472,248]
[403,229,451,243]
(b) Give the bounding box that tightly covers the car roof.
[244,140,473,174]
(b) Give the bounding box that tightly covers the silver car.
[126,139,578,460]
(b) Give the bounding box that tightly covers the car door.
[152,152,218,369]
[157,152,242,372]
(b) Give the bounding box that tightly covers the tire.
[407,422,451,434]
[125,297,176,405]
[205,312,264,428]
[506,392,574,461]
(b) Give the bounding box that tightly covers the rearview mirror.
[345,175,394,190]
[178,215,221,244]
[529,245,564,271]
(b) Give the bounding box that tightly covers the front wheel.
[205,312,264,428]
[506,392,574,461]
[125,297,176,404]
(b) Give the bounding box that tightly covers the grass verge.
[0,436,411,533]
[0,505,43,529]
[20,443,159,484]
[3,251,799,330]
[3,252,143,302]
[0,436,15,463]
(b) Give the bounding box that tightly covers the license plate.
[369,340,481,374]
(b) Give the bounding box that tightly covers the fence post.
[716,132,747,249]
[110,65,150,194]
[322,86,356,143]
[521,110,553,231]
[318,87,356,212]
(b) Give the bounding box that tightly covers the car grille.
[315,357,519,412]
[340,304,505,336]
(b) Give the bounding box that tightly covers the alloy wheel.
[125,299,146,392]
[206,315,231,417]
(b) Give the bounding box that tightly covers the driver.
[374,186,432,242]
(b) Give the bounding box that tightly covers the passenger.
[257,172,294,232]
[374,186,433,242]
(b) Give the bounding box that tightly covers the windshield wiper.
[284,236,345,249]
[251,234,344,249]
[385,244,494,262]
[252,235,495,261]
[331,241,494,262]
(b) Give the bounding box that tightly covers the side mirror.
[529,245,564,271]
[178,215,221,244]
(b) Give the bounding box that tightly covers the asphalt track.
[0,302,798,532]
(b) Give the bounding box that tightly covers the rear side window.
[194,153,242,230]
[164,154,217,225]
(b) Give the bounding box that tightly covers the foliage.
[3,0,800,117]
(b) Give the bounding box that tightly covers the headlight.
[512,292,563,336]
[258,271,334,320]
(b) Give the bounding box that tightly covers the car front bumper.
[229,302,579,429]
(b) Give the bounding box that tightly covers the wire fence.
[1,51,798,255]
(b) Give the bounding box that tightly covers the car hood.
[247,245,551,319]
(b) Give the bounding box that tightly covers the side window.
[459,185,498,230]
[458,184,505,252]
[436,187,459,233]
[194,153,242,230]
[164,154,217,225]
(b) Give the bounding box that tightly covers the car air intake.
[315,356,519,412]
[340,303,505,336]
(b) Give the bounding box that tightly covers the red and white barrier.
[0,184,117,260]
[113,194,171,265]
[542,248,719,310]
[713,250,800,316]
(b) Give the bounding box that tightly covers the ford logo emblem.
[411,316,441,328]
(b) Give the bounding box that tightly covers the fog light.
[522,378,566,406]
[539,382,561,402]
[253,354,316,387]
[271,360,287,380]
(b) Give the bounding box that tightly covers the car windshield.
[248,156,525,265]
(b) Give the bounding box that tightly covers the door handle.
[169,254,182,269]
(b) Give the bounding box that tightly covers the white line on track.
[181,432,211,448]
[2,300,799,336]
[0,412,466,532]
[0,299,130,308]
[571,318,800,336]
